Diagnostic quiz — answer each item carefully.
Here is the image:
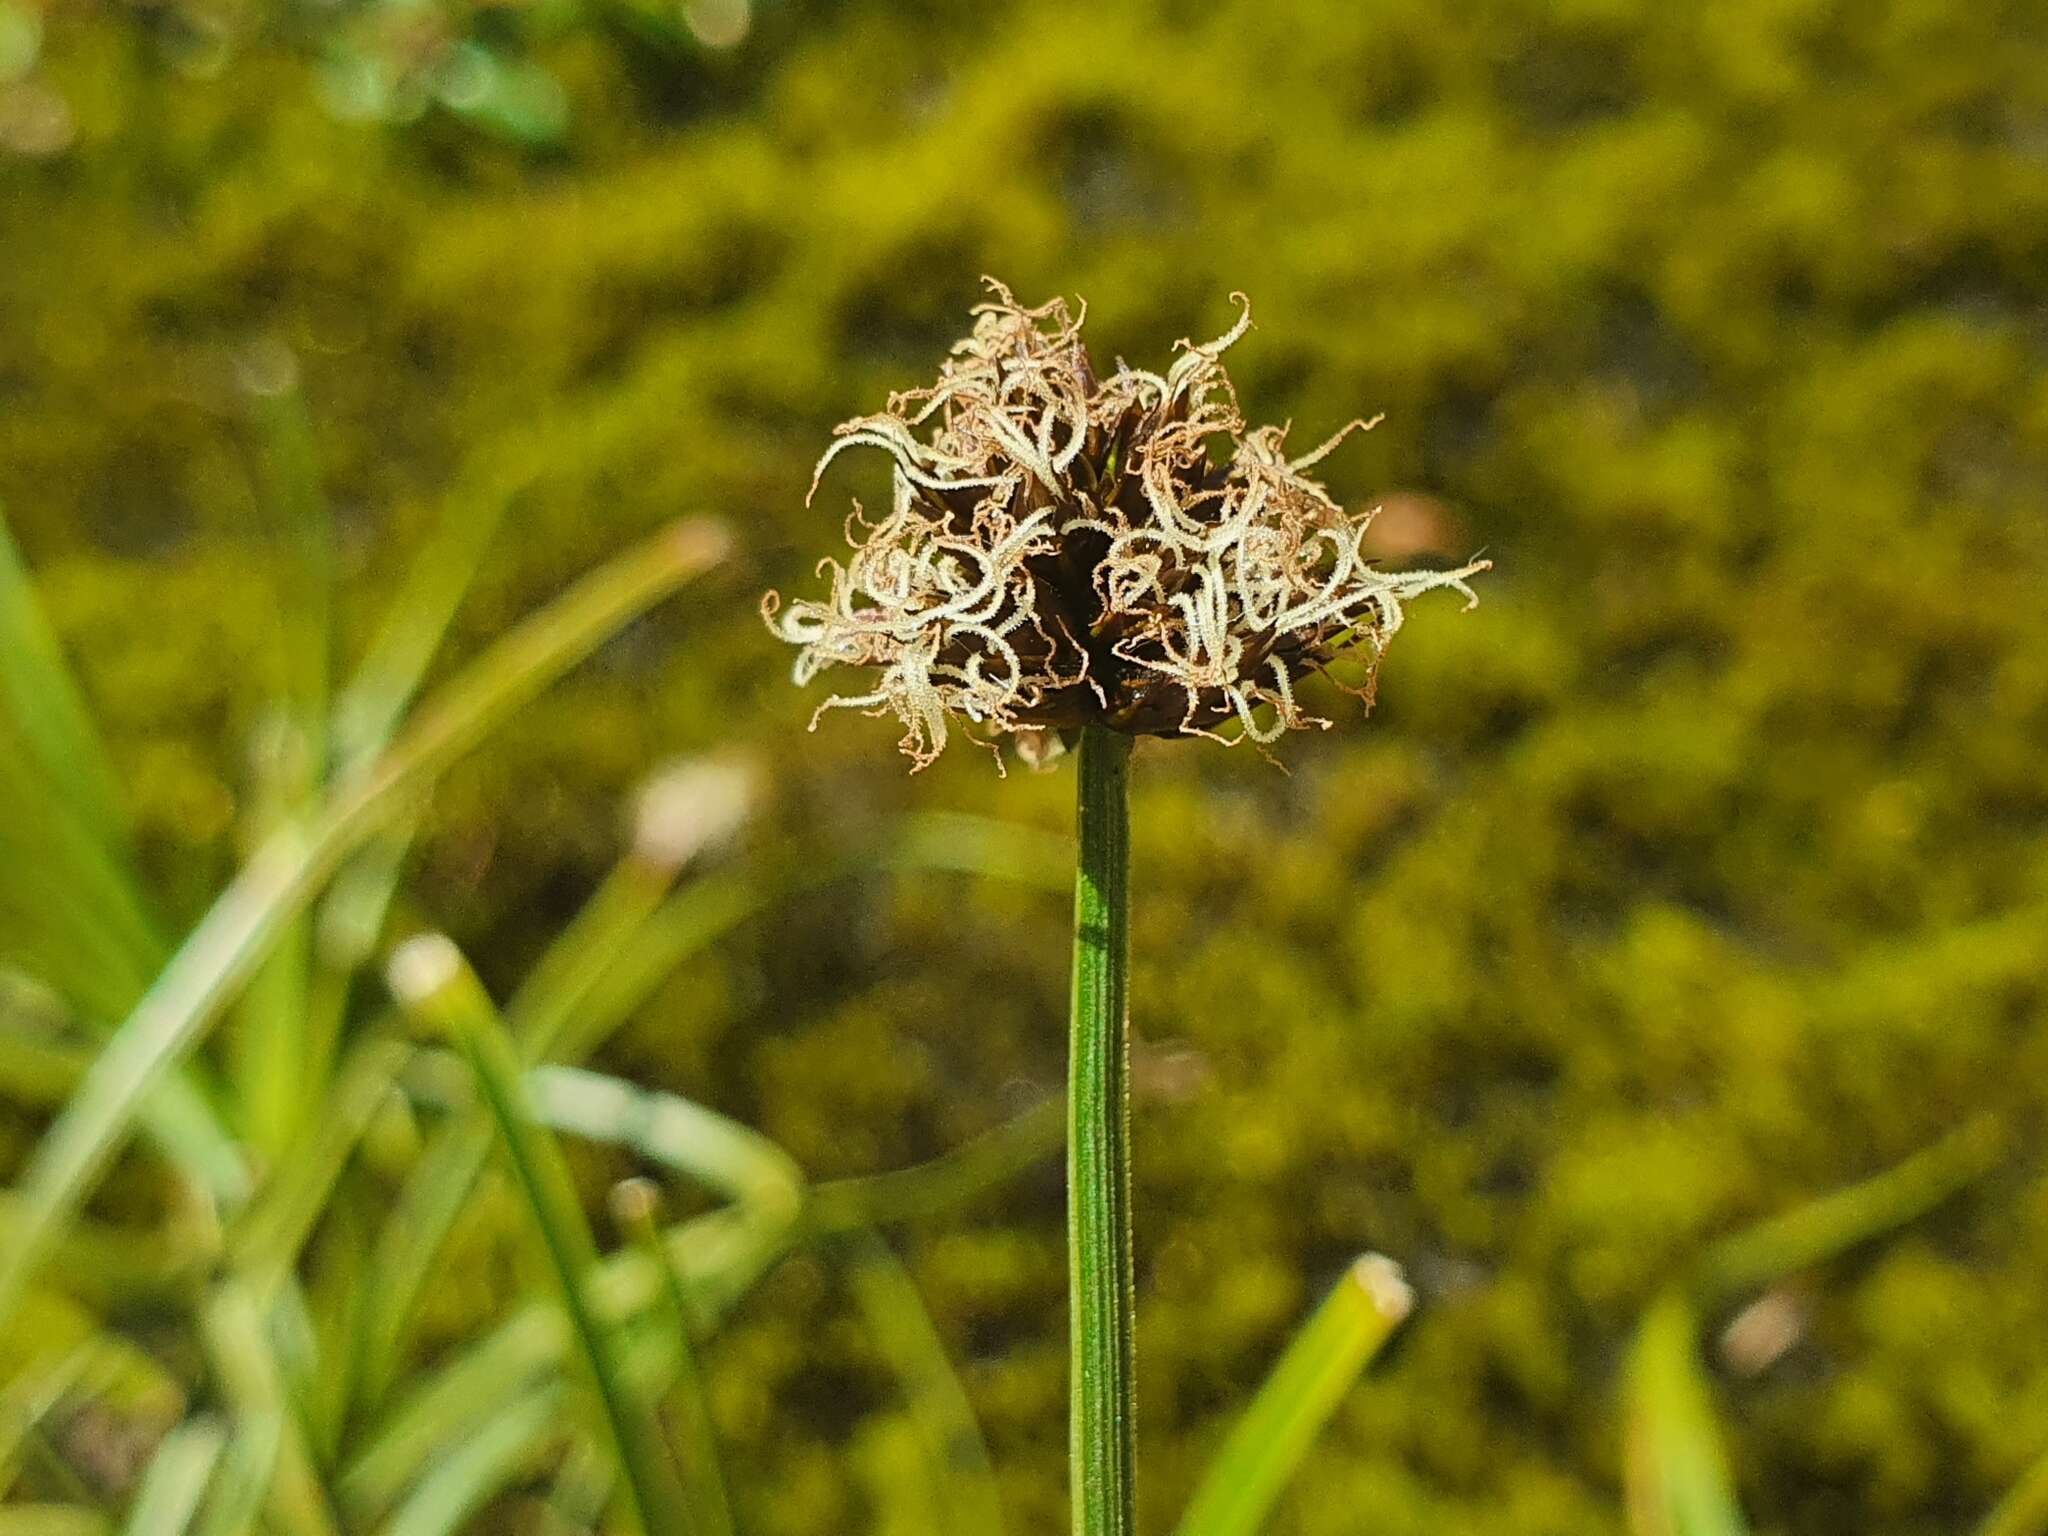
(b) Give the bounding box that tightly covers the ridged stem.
[1069,726,1135,1536]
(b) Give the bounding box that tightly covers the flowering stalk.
[1069,725,1135,1536]
[767,281,1489,1534]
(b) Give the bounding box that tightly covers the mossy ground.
[5,1,2048,1530]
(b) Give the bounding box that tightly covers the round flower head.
[764,280,1489,770]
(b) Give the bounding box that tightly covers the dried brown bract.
[764,280,1489,769]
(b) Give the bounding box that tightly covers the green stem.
[1069,726,1135,1536]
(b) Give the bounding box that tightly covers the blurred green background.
[4,0,2048,1532]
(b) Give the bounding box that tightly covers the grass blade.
[339,1317,563,1522]
[330,490,509,772]
[613,1179,735,1536]
[1696,1114,2003,1302]
[0,519,728,1334]
[530,1064,803,1211]
[226,1035,412,1302]
[230,362,333,1159]
[387,933,694,1536]
[1623,1293,1748,1536]
[198,1283,339,1536]
[804,1095,1061,1236]
[1173,1255,1414,1536]
[383,1386,566,1536]
[0,506,129,848]
[117,1418,227,1536]
[843,1229,1006,1536]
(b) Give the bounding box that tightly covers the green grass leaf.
[1174,1255,1414,1536]
[382,1386,567,1536]
[1695,1114,2004,1302]
[1623,1293,1748,1536]
[117,1418,227,1536]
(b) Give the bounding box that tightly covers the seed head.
[765,280,1488,770]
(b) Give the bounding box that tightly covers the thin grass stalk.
[614,1180,735,1536]
[1069,725,1135,1536]
[388,935,692,1536]
[1694,1113,2004,1302]
[843,1229,1007,1536]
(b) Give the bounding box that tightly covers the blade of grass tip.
[243,350,333,778]
[1173,1255,1414,1536]
[803,1095,1062,1236]
[0,519,729,1335]
[329,490,510,775]
[1695,1113,2005,1304]
[1623,1292,1748,1536]
[386,933,694,1536]
[613,1179,735,1536]
[1070,726,1136,1536]
[1979,1452,2048,1536]
[198,1282,340,1536]
[842,1229,1006,1536]
[382,1385,566,1536]
[117,1417,227,1536]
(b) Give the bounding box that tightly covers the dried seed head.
[765,280,1489,770]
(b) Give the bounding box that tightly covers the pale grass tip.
[610,1176,663,1230]
[1349,1252,1416,1323]
[632,754,760,870]
[386,931,464,1008]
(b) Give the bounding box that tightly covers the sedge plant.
[768,281,1488,1533]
